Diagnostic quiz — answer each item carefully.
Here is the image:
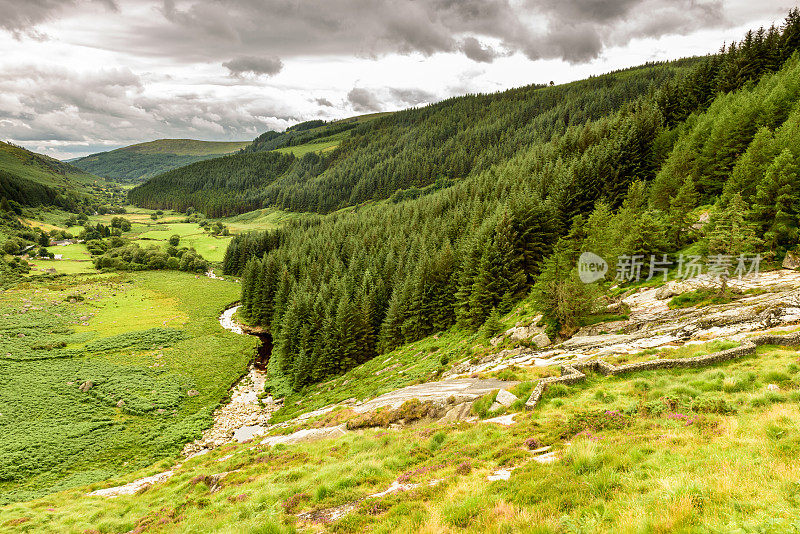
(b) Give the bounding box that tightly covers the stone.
[531,332,551,348]
[494,389,518,407]
[187,389,199,397]
[767,383,780,391]
[79,380,94,393]
[783,252,800,270]
[116,400,125,408]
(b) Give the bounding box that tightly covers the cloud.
[223,55,283,77]
[314,97,334,107]
[0,64,296,157]
[389,88,436,106]
[347,88,382,112]
[0,0,118,38]
[119,0,732,65]
[2,0,750,66]
[460,37,500,63]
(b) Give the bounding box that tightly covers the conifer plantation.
[209,12,800,395]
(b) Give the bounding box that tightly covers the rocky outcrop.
[525,331,800,411]
[491,316,549,347]
[783,252,800,270]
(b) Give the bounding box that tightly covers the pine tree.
[706,193,761,256]
[667,176,700,248]
[751,149,800,253]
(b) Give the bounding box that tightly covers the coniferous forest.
[139,12,800,396]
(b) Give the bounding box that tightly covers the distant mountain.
[0,141,113,209]
[71,139,251,184]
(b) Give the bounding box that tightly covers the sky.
[0,0,795,160]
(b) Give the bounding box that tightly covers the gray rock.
[495,389,518,407]
[783,252,800,270]
[187,389,200,397]
[116,400,125,408]
[531,332,551,348]
[79,380,94,393]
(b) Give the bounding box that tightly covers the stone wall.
[525,331,800,410]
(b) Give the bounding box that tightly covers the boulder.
[783,252,800,270]
[187,389,200,397]
[495,389,518,408]
[116,400,125,408]
[78,380,94,393]
[531,332,551,348]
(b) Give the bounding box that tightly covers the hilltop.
[0,141,116,210]
[71,139,251,185]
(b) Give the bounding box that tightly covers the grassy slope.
[3,339,800,532]
[112,140,251,156]
[0,271,257,505]
[72,140,250,184]
[0,142,106,191]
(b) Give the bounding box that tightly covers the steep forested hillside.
[129,61,694,216]
[242,115,386,154]
[220,11,800,395]
[72,139,250,184]
[0,141,116,211]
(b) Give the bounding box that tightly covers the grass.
[133,222,231,262]
[221,208,300,233]
[0,271,257,505]
[4,344,800,532]
[605,339,741,365]
[273,131,348,157]
[110,139,251,156]
[669,288,736,309]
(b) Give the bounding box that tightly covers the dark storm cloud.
[223,56,283,77]
[347,88,381,112]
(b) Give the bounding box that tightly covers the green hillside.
[72,139,250,184]
[0,141,115,210]
[219,16,800,395]
[129,63,692,217]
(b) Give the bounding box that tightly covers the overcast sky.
[0,0,794,159]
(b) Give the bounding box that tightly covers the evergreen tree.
[667,176,700,248]
[706,193,761,256]
[751,149,800,253]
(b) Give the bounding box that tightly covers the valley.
[2,7,800,533]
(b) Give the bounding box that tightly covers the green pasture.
[221,208,299,233]
[0,271,257,505]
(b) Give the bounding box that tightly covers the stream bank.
[182,305,277,455]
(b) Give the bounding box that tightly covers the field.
[131,222,231,262]
[3,339,800,531]
[221,208,300,233]
[274,131,348,157]
[0,271,258,505]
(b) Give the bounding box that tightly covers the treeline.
[131,60,698,217]
[221,11,800,395]
[128,152,326,217]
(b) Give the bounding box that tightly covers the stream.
[179,305,277,454]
